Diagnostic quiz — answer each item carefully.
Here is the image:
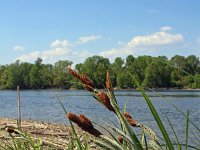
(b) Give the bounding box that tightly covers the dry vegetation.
[0,118,97,149]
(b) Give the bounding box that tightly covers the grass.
[63,68,200,149]
[0,127,43,150]
[0,68,200,150]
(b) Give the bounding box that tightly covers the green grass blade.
[92,122,119,143]
[108,94,143,150]
[165,113,182,150]
[9,133,18,150]
[129,72,174,150]
[102,121,135,145]
[55,94,82,150]
[186,110,189,150]
[142,125,158,142]
[100,135,124,150]
[69,120,83,150]
[55,94,67,114]
[68,135,75,150]
[143,132,148,150]
[173,104,200,133]
[56,94,84,149]
[123,100,127,113]
[145,86,200,133]
[191,131,200,148]
[93,120,134,149]
[148,140,162,150]
[93,137,123,150]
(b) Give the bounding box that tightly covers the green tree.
[170,55,187,87]
[125,55,135,70]
[124,55,136,88]
[53,60,73,89]
[143,58,171,88]
[116,71,130,88]
[0,65,8,89]
[29,58,43,89]
[186,55,200,75]
[7,61,22,89]
[111,57,124,88]
[131,56,151,83]
[76,56,110,88]
[192,74,200,88]
[20,62,33,88]
[0,54,200,90]
[41,64,54,88]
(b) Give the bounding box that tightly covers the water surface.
[0,90,200,144]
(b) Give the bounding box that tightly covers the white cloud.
[99,48,132,63]
[17,39,72,63]
[16,39,92,64]
[51,39,71,48]
[160,26,172,32]
[42,48,71,61]
[13,45,25,51]
[17,48,71,64]
[77,35,102,44]
[16,27,185,65]
[17,51,40,62]
[99,48,120,58]
[99,27,184,59]
[127,31,183,48]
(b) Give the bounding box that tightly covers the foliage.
[0,54,200,89]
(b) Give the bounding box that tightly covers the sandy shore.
[0,117,97,149]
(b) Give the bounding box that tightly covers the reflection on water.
[0,90,200,144]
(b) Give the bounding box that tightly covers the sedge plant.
[64,68,200,150]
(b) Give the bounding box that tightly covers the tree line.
[0,55,200,90]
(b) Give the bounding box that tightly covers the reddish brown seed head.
[79,114,93,128]
[124,112,132,119]
[118,135,124,144]
[83,84,94,92]
[79,74,94,88]
[67,112,77,120]
[67,68,81,79]
[123,112,138,127]
[67,68,94,88]
[97,90,114,112]
[67,112,102,137]
[67,112,81,124]
[106,71,112,91]
[127,118,137,127]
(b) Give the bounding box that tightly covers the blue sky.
[0,0,200,65]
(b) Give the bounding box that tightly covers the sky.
[0,0,200,65]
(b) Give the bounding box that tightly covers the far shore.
[0,87,200,91]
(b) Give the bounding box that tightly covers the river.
[0,90,200,144]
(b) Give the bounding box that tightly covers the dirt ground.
[0,117,97,149]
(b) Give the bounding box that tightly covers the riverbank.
[0,117,97,149]
[1,87,200,92]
